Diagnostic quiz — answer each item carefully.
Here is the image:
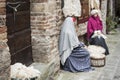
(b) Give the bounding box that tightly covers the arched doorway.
[6,0,33,66]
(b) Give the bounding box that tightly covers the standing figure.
[59,17,92,72]
[87,9,109,55]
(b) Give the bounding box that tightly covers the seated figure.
[87,9,109,55]
[59,17,92,72]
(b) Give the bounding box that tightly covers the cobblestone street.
[55,26,120,80]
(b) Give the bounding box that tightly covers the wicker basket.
[11,77,37,80]
[91,56,105,67]
[87,45,106,67]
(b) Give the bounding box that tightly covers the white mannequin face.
[93,13,98,17]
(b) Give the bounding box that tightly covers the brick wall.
[31,0,59,62]
[30,0,62,77]
[0,0,11,80]
[30,0,63,79]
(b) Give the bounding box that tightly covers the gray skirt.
[63,44,92,72]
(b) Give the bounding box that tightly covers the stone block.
[0,66,10,80]
[0,47,11,80]
[0,0,6,2]
[0,2,5,8]
[0,27,7,34]
[0,33,7,40]
[47,1,56,13]
[78,22,87,36]
[31,3,46,12]
[31,56,60,80]
[32,34,59,63]
[30,0,48,3]
[0,47,11,67]
[0,7,5,15]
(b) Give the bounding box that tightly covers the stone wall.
[30,0,62,78]
[77,22,88,44]
[0,0,11,80]
[101,0,108,34]
[31,0,61,62]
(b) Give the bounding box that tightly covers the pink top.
[87,16,103,40]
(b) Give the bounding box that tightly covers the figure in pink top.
[87,9,103,40]
[87,9,109,55]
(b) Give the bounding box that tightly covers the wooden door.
[6,0,33,66]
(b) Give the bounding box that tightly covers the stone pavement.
[55,26,120,80]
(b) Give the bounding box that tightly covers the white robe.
[62,0,81,17]
[59,17,80,65]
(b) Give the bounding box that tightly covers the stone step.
[30,63,49,80]
[30,58,59,80]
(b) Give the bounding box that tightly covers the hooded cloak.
[59,17,79,65]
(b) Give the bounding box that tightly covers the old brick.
[31,3,46,12]
[0,47,11,80]
[30,0,48,3]
[0,27,7,34]
[0,8,6,15]
[0,33,7,40]
[46,1,56,13]
[0,0,5,2]
[0,66,10,80]
[0,2,5,8]
[77,22,87,36]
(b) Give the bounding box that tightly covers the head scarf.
[91,9,98,15]
[59,17,79,65]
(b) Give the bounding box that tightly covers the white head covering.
[91,9,98,15]
[59,17,79,65]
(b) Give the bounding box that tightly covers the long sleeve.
[87,20,94,40]
[99,20,103,31]
[97,16,103,32]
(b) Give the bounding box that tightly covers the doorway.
[6,0,33,66]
